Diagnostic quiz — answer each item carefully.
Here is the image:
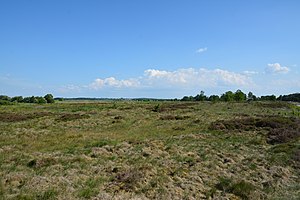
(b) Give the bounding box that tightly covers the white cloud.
[59,67,254,96]
[242,70,258,75]
[59,84,82,93]
[266,63,289,74]
[196,47,207,53]
[89,77,140,90]
[144,68,252,87]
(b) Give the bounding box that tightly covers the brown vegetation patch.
[160,115,190,120]
[291,149,300,165]
[56,113,90,122]
[0,112,51,122]
[27,157,57,168]
[256,102,291,109]
[160,102,198,112]
[111,168,143,192]
[209,116,300,144]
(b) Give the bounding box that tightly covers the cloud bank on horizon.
[0,62,298,98]
[52,62,297,98]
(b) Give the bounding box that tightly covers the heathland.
[0,100,299,199]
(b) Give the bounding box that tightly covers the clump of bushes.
[0,94,55,105]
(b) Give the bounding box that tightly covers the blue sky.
[0,0,299,98]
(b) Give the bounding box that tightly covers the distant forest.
[181,90,300,103]
[0,91,300,105]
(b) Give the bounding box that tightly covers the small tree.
[221,91,234,102]
[209,95,220,102]
[29,96,38,103]
[44,94,55,103]
[234,90,246,102]
[195,91,207,101]
[11,96,23,103]
[0,95,10,101]
[36,97,47,104]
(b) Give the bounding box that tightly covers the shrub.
[44,94,55,103]
[0,100,13,105]
[152,104,161,112]
[36,97,47,104]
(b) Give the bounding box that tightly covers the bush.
[36,97,47,104]
[0,100,13,105]
[44,94,55,103]
[11,96,23,102]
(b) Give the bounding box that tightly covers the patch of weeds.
[205,187,217,199]
[268,143,300,167]
[172,126,185,131]
[56,113,90,122]
[173,155,196,166]
[267,128,300,145]
[13,194,34,200]
[215,177,232,192]
[198,150,209,161]
[249,163,257,170]
[27,159,37,168]
[26,157,56,168]
[78,178,105,199]
[256,101,291,109]
[113,168,143,191]
[160,115,190,120]
[85,139,116,148]
[209,116,300,144]
[35,188,58,200]
[215,177,255,199]
[152,104,161,112]
[248,136,264,145]
[0,112,52,122]
[230,180,256,199]
[0,181,4,200]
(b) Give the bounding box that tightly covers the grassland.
[0,101,299,199]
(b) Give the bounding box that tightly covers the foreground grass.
[0,101,299,199]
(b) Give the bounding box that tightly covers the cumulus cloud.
[89,77,140,90]
[144,68,251,87]
[196,47,207,53]
[266,63,289,74]
[60,67,253,96]
[242,70,258,76]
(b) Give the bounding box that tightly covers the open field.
[0,101,299,199]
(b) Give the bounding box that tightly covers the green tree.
[0,95,10,101]
[234,89,246,102]
[36,97,47,104]
[221,91,234,102]
[44,94,55,103]
[208,95,220,102]
[260,95,276,101]
[11,96,23,103]
[29,96,38,103]
[195,91,207,101]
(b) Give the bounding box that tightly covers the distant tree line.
[277,93,300,102]
[0,94,55,105]
[181,90,300,102]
